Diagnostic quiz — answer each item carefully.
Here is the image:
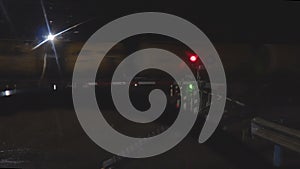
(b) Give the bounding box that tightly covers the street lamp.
[47,33,55,41]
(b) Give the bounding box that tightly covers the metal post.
[273,144,282,167]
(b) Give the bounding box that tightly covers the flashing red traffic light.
[189,55,197,62]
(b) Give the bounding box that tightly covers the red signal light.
[189,55,197,62]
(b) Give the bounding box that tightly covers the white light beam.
[32,20,90,50]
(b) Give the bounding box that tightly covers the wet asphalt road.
[0,82,298,169]
[0,104,239,169]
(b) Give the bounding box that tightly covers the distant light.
[88,82,97,86]
[53,84,57,91]
[4,90,11,96]
[189,55,197,62]
[134,83,138,87]
[188,83,194,90]
[47,33,55,41]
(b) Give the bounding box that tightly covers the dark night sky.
[1,0,300,43]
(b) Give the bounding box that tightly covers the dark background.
[0,1,299,169]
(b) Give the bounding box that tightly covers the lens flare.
[47,33,55,41]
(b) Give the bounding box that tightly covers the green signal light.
[188,83,194,90]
